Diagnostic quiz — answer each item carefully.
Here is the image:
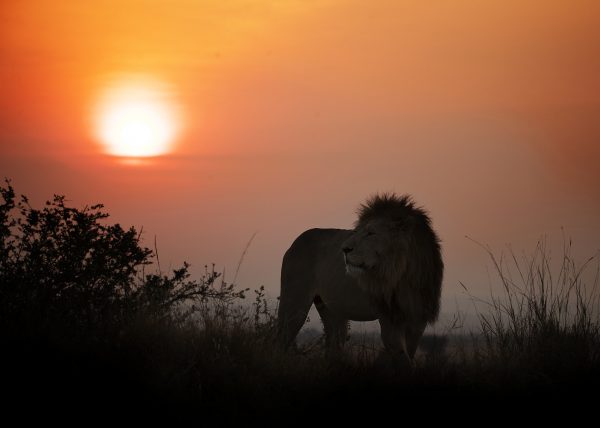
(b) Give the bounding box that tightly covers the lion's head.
[342,217,403,277]
[341,193,443,324]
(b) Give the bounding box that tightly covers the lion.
[276,193,443,364]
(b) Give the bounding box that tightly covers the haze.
[1,0,599,325]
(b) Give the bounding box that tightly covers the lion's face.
[341,219,399,277]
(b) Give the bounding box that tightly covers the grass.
[463,236,600,382]
[2,182,599,421]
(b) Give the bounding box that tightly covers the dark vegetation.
[1,180,599,421]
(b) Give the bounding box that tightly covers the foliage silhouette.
[0,179,246,340]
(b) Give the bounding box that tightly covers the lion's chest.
[318,276,380,322]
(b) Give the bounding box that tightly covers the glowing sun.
[95,77,181,158]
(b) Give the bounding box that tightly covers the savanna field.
[2,182,599,423]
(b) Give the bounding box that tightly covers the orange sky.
[1,0,599,325]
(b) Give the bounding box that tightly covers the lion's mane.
[355,193,443,326]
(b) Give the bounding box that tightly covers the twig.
[233,231,257,285]
[154,235,162,276]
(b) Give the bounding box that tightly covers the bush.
[0,180,246,340]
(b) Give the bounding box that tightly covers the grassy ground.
[5,329,598,424]
[4,292,598,422]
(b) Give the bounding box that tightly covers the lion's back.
[281,228,351,288]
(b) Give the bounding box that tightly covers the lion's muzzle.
[343,251,367,276]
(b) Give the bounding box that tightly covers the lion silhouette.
[276,193,443,363]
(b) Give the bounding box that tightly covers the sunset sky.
[1,0,599,326]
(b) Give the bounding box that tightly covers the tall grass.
[464,236,600,381]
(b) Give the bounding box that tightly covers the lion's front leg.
[315,297,349,354]
[378,318,426,367]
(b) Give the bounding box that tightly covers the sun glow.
[95,77,181,158]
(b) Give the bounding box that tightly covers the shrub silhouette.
[0,180,245,339]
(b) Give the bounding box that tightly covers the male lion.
[277,193,443,363]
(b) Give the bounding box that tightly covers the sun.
[94,76,181,158]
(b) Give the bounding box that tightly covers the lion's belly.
[329,301,379,322]
[318,277,379,321]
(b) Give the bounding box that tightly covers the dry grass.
[463,236,600,381]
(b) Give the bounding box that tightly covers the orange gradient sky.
[1,0,599,324]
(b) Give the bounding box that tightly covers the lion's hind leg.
[276,286,314,349]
